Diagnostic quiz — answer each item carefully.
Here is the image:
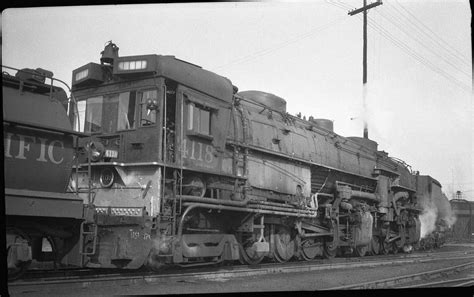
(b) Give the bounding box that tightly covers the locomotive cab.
[69,42,243,269]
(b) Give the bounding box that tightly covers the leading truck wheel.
[7,227,32,281]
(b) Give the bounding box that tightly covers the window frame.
[184,93,216,140]
[138,89,160,128]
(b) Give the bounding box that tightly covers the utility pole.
[348,0,382,139]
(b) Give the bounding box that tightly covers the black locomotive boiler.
[64,41,454,271]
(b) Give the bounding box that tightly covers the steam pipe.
[249,200,298,208]
[177,202,318,236]
[350,189,378,202]
[248,203,315,214]
[231,105,240,177]
[180,195,315,214]
[180,195,248,206]
[182,202,317,218]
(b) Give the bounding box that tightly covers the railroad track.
[325,261,474,289]
[14,248,473,282]
[400,276,474,288]
[8,249,474,293]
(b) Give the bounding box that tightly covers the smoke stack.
[363,122,368,139]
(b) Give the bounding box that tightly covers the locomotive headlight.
[85,141,105,162]
[99,168,115,188]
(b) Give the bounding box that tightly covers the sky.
[2,1,473,200]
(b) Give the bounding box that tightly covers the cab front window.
[74,91,139,133]
[84,96,103,133]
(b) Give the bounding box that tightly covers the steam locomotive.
[67,41,449,270]
[4,41,451,279]
[3,67,85,279]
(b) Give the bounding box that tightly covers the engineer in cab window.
[140,90,158,126]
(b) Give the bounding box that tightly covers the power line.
[329,0,471,92]
[326,0,353,11]
[366,16,471,93]
[387,1,471,68]
[374,8,471,78]
[379,2,471,77]
[393,0,471,65]
[214,15,347,71]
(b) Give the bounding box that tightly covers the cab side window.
[139,89,158,126]
[187,102,211,136]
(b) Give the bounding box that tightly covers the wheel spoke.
[301,239,321,261]
[273,226,295,263]
[239,242,265,265]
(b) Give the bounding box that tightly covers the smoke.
[435,193,457,228]
[419,205,438,239]
[418,193,457,239]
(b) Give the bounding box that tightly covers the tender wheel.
[273,226,295,263]
[354,245,369,257]
[7,227,32,281]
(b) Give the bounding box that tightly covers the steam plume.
[419,205,438,239]
[418,193,457,239]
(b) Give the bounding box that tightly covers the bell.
[100,41,119,65]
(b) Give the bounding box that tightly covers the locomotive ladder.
[76,134,98,258]
[79,222,98,256]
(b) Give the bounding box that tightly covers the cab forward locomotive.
[69,41,444,269]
